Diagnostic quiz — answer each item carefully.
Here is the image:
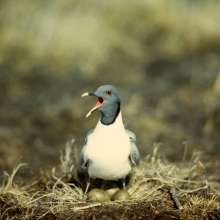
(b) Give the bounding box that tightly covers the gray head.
[82,85,121,125]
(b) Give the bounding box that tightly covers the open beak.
[82,92,105,118]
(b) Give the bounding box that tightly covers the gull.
[80,85,140,199]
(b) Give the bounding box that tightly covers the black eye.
[106,90,112,95]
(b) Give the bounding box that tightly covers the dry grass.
[1,143,220,219]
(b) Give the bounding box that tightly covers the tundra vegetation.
[0,0,220,219]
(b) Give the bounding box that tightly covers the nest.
[0,141,220,220]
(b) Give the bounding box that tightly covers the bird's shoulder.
[84,129,95,146]
[125,129,136,142]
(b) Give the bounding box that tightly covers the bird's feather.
[79,129,94,169]
[126,129,140,167]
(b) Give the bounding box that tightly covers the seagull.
[80,85,140,199]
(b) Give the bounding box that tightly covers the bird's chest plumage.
[85,121,131,180]
[87,132,130,162]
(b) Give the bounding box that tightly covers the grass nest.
[0,141,220,220]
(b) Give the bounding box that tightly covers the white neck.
[94,111,125,136]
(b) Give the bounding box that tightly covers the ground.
[1,149,220,219]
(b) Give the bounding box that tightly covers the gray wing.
[126,129,140,167]
[79,129,94,169]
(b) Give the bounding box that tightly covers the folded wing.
[79,129,94,169]
[126,129,140,167]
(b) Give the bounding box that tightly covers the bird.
[80,85,140,199]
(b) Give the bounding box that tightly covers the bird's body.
[83,112,131,180]
[80,85,140,199]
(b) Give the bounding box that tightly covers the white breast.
[85,112,131,180]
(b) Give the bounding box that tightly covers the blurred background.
[0,0,220,182]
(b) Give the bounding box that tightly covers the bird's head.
[82,85,121,124]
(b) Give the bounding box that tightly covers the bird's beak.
[82,92,89,97]
[82,92,105,118]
